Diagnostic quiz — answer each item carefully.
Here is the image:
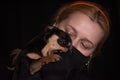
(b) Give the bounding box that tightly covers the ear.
[26,53,41,60]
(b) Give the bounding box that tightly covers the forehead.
[64,12,104,44]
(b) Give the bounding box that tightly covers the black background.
[1,0,120,80]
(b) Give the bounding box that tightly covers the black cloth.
[12,27,90,80]
[12,47,90,80]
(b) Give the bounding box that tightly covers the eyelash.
[81,42,92,50]
[68,31,74,36]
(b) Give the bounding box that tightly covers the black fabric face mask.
[12,47,90,80]
[38,46,90,80]
[68,46,90,69]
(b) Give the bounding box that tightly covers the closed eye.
[80,39,94,50]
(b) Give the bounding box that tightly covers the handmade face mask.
[68,46,90,69]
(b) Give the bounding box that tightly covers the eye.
[65,27,76,39]
[67,31,75,37]
[81,41,93,50]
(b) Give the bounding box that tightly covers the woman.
[49,1,110,80]
[12,1,110,80]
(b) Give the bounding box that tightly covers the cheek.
[79,48,96,56]
[75,44,96,57]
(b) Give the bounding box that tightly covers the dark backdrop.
[1,0,120,80]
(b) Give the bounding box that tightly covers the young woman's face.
[56,12,104,56]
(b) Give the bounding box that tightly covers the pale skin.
[55,12,104,56]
